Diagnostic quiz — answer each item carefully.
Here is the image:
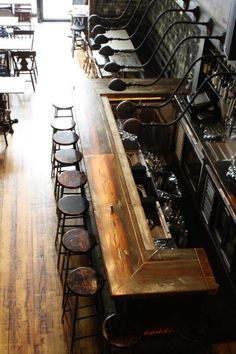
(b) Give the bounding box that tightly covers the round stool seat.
[103,313,143,348]
[51,118,76,132]
[58,170,87,189]
[67,266,103,296]
[71,24,86,32]
[58,195,89,216]
[53,130,79,146]
[62,228,95,254]
[55,149,82,165]
[52,99,74,110]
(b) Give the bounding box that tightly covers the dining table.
[0,76,25,132]
[0,0,31,14]
[0,37,31,50]
[0,76,25,94]
[0,37,32,70]
[0,15,19,26]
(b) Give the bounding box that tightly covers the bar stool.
[71,24,86,56]
[102,313,143,354]
[60,228,96,303]
[52,97,74,119]
[51,148,83,178]
[51,130,79,164]
[55,170,88,201]
[55,194,90,253]
[60,228,96,275]
[51,117,76,134]
[62,266,104,354]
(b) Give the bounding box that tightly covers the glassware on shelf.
[226,153,236,186]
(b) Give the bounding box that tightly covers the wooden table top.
[74,77,218,298]
[0,76,25,93]
[0,38,32,50]
[0,0,31,4]
[0,16,18,26]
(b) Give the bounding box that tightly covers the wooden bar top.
[74,77,218,298]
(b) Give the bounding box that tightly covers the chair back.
[11,50,36,71]
[13,29,34,50]
[15,7,32,22]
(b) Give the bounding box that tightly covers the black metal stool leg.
[62,252,70,307]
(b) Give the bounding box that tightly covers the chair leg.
[33,68,37,83]
[30,72,35,91]
[3,129,8,146]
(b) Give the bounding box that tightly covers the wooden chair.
[81,33,112,79]
[13,29,35,50]
[14,4,32,23]
[11,50,37,91]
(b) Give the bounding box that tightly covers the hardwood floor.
[0,21,102,354]
[1,20,236,354]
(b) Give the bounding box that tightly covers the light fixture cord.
[127,35,224,87]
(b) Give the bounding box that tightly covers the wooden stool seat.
[57,195,89,216]
[55,170,87,200]
[51,118,76,132]
[58,170,87,190]
[55,149,82,166]
[102,313,143,349]
[71,24,86,32]
[53,130,79,146]
[52,98,74,119]
[52,99,74,111]
[62,228,96,254]
[51,148,83,178]
[67,266,103,296]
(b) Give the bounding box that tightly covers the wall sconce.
[98,6,200,54]
[121,71,236,133]
[116,53,225,119]
[108,34,225,91]
[103,18,213,74]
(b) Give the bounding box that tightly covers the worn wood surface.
[74,69,218,297]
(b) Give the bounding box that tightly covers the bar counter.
[74,77,218,298]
